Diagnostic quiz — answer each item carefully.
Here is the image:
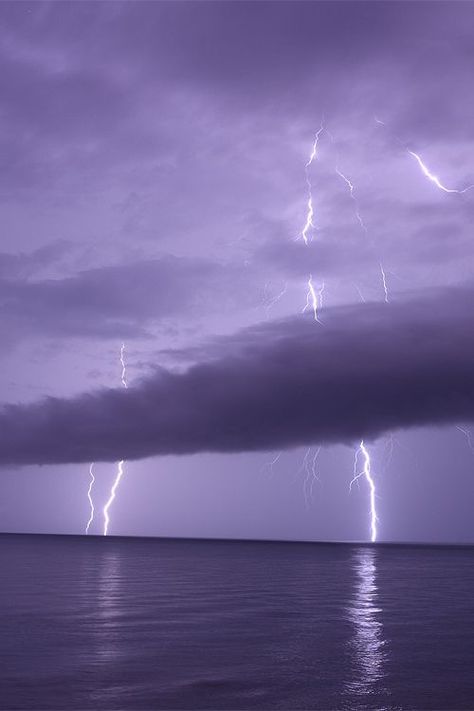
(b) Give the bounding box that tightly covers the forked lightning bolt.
[103,343,128,536]
[408,151,474,194]
[308,447,322,501]
[300,196,314,246]
[85,463,95,535]
[350,441,378,543]
[120,342,128,388]
[353,284,366,303]
[303,274,324,322]
[300,446,321,508]
[298,127,327,320]
[305,127,323,168]
[296,126,385,540]
[335,163,390,302]
[335,167,367,233]
[263,281,288,317]
[261,451,282,478]
[299,124,324,245]
[375,118,474,195]
[103,460,125,537]
[379,263,389,303]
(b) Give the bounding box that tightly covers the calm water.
[1,535,473,710]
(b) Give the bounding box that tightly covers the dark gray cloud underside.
[1,290,474,467]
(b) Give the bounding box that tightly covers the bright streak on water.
[2,536,474,709]
[345,548,388,706]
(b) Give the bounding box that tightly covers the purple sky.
[1,1,474,543]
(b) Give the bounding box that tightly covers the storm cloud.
[2,2,474,541]
[1,287,474,467]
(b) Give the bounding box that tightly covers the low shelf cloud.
[1,288,474,467]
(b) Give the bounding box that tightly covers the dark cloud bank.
[1,287,474,467]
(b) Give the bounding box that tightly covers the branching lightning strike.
[296,125,387,539]
[264,281,288,317]
[375,117,474,195]
[298,124,324,245]
[300,446,321,508]
[103,343,128,536]
[350,441,378,543]
[120,342,128,389]
[308,447,322,501]
[103,460,124,537]
[353,283,367,303]
[335,167,367,233]
[298,127,327,321]
[261,451,282,479]
[335,160,390,303]
[379,263,389,303]
[302,274,324,323]
[85,463,95,535]
[408,150,474,195]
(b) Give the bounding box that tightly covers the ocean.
[1,534,473,710]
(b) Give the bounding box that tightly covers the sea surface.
[0,535,473,710]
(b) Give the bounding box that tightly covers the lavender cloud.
[0,255,258,344]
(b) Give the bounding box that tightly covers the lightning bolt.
[298,124,324,245]
[375,118,474,196]
[305,128,323,168]
[300,196,314,246]
[335,162,390,303]
[379,263,389,303]
[103,460,124,537]
[350,441,378,543]
[85,463,95,535]
[308,446,322,501]
[353,284,367,303]
[346,548,386,695]
[302,274,324,323]
[261,451,282,479]
[296,126,387,537]
[300,446,321,507]
[296,127,328,321]
[263,281,288,317]
[408,150,474,194]
[120,342,128,389]
[103,343,128,536]
[335,167,367,233]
